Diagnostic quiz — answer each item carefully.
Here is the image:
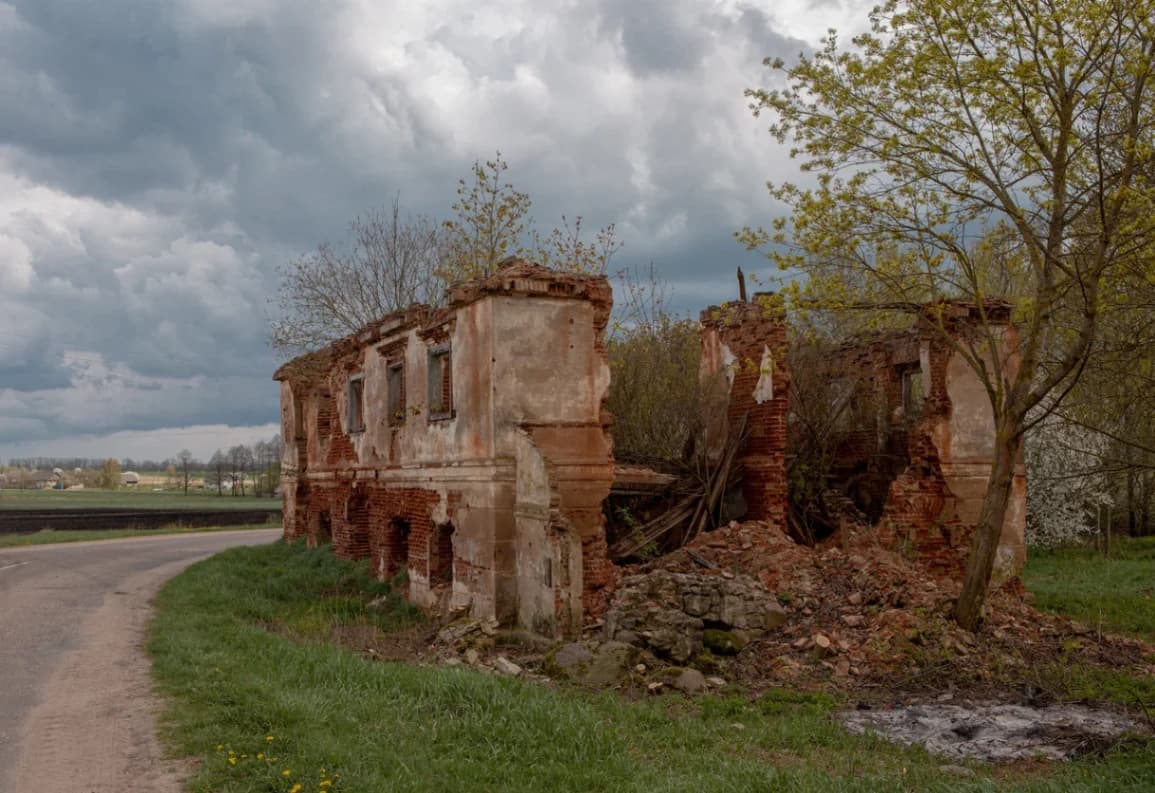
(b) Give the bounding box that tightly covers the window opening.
[901,367,926,418]
[387,362,406,426]
[427,345,453,420]
[347,374,365,433]
[387,517,410,577]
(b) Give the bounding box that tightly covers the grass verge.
[1024,536,1155,641]
[0,488,281,510]
[150,541,1155,793]
[0,523,278,548]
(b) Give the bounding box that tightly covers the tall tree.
[441,153,621,280]
[176,449,195,496]
[270,195,444,355]
[208,450,228,496]
[743,0,1155,628]
[227,445,254,497]
[98,458,121,491]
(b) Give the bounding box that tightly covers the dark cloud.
[0,0,829,458]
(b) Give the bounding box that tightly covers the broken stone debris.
[493,656,523,677]
[672,668,707,694]
[604,570,787,663]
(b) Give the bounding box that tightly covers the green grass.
[0,522,279,548]
[1024,536,1155,641]
[0,488,280,511]
[149,541,1155,793]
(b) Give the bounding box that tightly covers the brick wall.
[700,294,790,530]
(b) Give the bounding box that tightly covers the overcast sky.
[0,0,870,463]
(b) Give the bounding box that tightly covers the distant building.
[121,471,141,486]
[28,471,62,490]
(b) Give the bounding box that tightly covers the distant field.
[0,488,280,511]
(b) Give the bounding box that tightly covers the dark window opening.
[347,375,365,433]
[901,367,925,418]
[316,510,332,545]
[427,345,453,420]
[387,362,406,426]
[430,522,455,586]
[386,517,410,577]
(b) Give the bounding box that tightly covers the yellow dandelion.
[289,785,302,793]
[282,769,292,777]
[256,752,264,760]
[216,744,224,751]
[320,781,332,788]
[266,735,276,742]
[227,757,236,766]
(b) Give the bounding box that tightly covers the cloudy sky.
[0,0,869,463]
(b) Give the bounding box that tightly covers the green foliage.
[606,266,702,463]
[441,152,534,280]
[0,524,275,549]
[149,541,1155,792]
[743,0,1155,629]
[441,152,622,281]
[1025,536,1155,641]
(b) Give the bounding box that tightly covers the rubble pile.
[627,520,1154,696]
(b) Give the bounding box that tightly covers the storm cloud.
[0,0,867,460]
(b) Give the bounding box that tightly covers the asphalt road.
[0,529,281,792]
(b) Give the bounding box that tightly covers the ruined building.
[276,262,615,637]
[277,263,1025,637]
[822,302,1027,575]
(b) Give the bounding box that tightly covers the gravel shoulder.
[0,529,280,793]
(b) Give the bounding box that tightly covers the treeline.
[200,437,284,497]
[2,435,284,498]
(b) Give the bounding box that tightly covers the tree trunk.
[955,427,1021,631]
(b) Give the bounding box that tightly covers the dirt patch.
[842,702,1149,761]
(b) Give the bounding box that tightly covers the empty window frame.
[387,517,411,577]
[901,367,926,417]
[346,374,365,433]
[387,361,406,426]
[427,344,453,420]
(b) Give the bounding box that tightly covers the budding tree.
[744,0,1155,628]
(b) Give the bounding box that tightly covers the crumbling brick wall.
[699,294,790,530]
[822,306,1026,576]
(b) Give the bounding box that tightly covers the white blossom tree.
[1026,416,1113,547]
